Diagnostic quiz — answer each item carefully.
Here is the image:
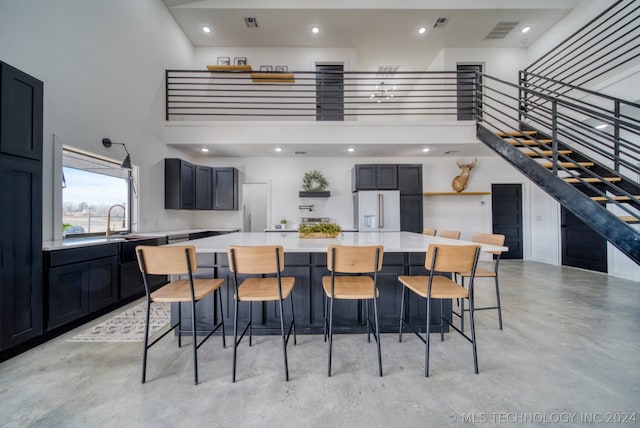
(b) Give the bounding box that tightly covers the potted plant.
[280,219,288,229]
[298,223,342,238]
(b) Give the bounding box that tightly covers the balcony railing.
[165,70,471,121]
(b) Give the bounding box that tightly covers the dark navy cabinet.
[212,167,238,210]
[0,62,43,351]
[165,158,196,209]
[352,164,398,191]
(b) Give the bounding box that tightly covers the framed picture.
[260,65,273,72]
[217,57,230,66]
[275,65,288,72]
[234,57,247,66]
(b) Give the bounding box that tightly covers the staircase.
[474,0,640,266]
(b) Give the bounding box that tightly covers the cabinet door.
[165,158,195,209]
[398,164,422,195]
[400,195,423,233]
[376,165,398,189]
[212,167,238,210]
[88,257,118,311]
[0,62,43,160]
[48,264,88,330]
[352,164,377,191]
[0,156,43,349]
[195,165,213,210]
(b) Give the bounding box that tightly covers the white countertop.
[170,231,508,253]
[42,228,239,251]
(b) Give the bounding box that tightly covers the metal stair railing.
[524,0,640,93]
[477,72,640,222]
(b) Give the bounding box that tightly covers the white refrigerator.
[353,190,401,231]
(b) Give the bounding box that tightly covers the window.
[62,148,132,237]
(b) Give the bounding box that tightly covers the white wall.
[0,0,196,239]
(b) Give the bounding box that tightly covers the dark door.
[491,184,523,259]
[561,207,607,273]
[457,64,482,121]
[400,195,423,233]
[316,64,344,121]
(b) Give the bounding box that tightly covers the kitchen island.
[169,232,507,335]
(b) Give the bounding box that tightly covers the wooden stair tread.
[507,139,553,146]
[523,149,572,157]
[564,177,622,183]
[541,161,595,169]
[591,196,639,202]
[619,216,639,223]
[496,130,537,137]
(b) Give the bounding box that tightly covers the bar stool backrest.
[136,245,195,276]
[228,245,285,274]
[425,244,480,273]
[327,245,384,273]
[422,228,436,236]
[439,230,461,240]
[471,233,506,256]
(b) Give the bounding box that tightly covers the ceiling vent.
[485,21,519,40]
[376,65,400,77]
[244,17,259,28]
[433,17,448,29]
[294,151,307,156]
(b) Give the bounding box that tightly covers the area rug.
[67,302,170,342]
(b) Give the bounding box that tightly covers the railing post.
[519,71,526,125]
[552,98,558,176]
[165,70,169,121]
[614,100,620,173]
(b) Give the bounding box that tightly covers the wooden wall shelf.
[206,65,252,71]
[250,73,295,83]
[423,191,492,196]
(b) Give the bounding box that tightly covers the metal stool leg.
[469,296,479,374]
[289,292,297,345]
[328,296,334,377]
[399,285,406,343]
[232,298,239,383]
[141,299,151,384]
[217,288,226,348]
[373,295,383,377]
[191,299,198,385]
[365,299,371,343]
[278,297,289,381]
[425,296,431,378]
[495,276,503,330]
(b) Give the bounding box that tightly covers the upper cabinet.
[398,164,422,195]
[0,62,43,161]
[195,165,213,210]
[352,164,398,191]
[212,167,238,210]
[165,159,238,210]
[165,158,195,209]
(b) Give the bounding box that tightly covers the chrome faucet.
[106,204,125,237]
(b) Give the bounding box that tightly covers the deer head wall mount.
[451,158,477,192]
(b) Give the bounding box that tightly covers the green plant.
[62,223,72,232]
[302,170,329,192]
[298,223,342,236]
[280,218,287,224]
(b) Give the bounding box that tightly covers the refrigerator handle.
[378,193,384,228]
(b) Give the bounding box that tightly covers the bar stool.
[227,245,296,382]
[323,244,384,377]
[422,228,437,236]
[398,244,480,377]
[136,245,226,385]
[438,229,461,239]
[455,233,506,331]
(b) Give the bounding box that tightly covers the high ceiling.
[162,0,581,157]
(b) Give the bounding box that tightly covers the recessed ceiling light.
[418,27,427,34]
[200,148,209,152]
[521,26,530,33]
[275,147,283,152]
[202,26,211,34]
[422,148,430,152]
[347,147,355,152]
[311,26,320,34]
[595,124,608,129]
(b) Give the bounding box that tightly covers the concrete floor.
[1,261,639,428]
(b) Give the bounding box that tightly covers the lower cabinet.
[45,245,118,330]
[118,237,167,300]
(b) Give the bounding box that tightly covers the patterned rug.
[67,301,170,342]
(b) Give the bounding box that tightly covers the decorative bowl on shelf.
[298,223,342,239]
